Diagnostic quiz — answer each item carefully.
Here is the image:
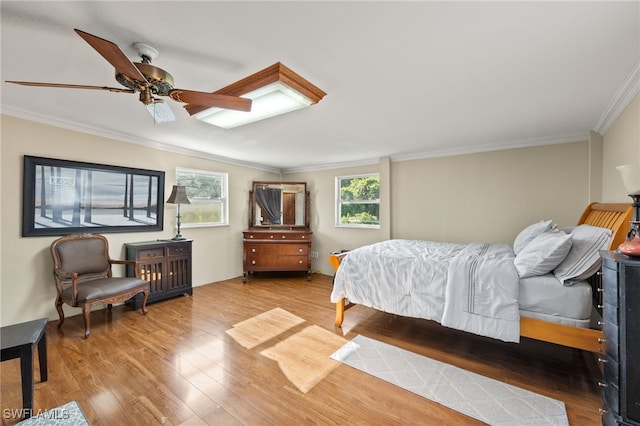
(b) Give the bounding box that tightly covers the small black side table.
[1,318,48,419]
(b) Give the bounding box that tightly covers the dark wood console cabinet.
[600,251,640,426]
[125,240,193,309]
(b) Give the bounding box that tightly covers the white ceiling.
[2,1,639,172]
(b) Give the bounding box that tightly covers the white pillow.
[513,220,553,255]
[514,230,573,278]
[554,224,612,285]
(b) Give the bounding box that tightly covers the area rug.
[17,400,89,425]
[330,335,568,426]
[260,325,347,393]
[225,307,305,349]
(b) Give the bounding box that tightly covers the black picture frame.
[22,155,165,237]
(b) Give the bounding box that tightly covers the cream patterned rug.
[330,335,568,426]
[17,401,89,425]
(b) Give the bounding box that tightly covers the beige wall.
[602,93,640,202]
[293,141,591,276]
[391,142,591,244]
[1,115,277,326]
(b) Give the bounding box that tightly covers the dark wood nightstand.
[599,251,640,426]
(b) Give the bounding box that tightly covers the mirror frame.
[248,181,309,228]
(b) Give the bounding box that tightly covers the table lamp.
[166,185,190,241]
[616,164,640,256]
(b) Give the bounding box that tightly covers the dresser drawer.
[601,406,619,426]
[168,244,191,257]
[602,380,620,415]
[245,244,309,256]
[603,319,619,361]
[602,301,619,327]
[603,353,619,388]
[245,255,309,269]
[244,232,309,241]
[602,267,618,305]
[137,247,165,260]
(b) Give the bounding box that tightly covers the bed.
[329,202,632,352]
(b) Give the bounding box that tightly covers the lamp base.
[171,235,187,241]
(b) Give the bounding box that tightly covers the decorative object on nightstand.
[166,185,190,241]
[242,181,312,283]
[616,164,640,256]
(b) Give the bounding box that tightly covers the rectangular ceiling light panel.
[194,63,326,129]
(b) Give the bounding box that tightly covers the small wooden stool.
[1,318,48,419]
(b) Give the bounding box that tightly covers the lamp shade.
[617,164,640,195]
[166,185,191,204]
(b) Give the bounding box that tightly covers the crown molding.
[2,107,601,174]
[281,157,380,174]
[593,58,640,136]
[1,106,281,173]
[390,132,590,163]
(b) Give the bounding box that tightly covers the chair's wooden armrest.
[110,259,142,278]
[110,259,137,266]
[53,267,75,280]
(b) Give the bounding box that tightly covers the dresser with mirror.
[242,181,311,283]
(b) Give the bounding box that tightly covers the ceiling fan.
[6,29,252,123]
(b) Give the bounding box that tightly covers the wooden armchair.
[50,233,149,338]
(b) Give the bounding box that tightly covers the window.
[176,168,228,227]
[336,174,380,228]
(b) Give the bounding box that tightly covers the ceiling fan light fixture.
[146,100,175,123]
[192,62,326,129]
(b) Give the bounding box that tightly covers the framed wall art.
[22,155,165,237]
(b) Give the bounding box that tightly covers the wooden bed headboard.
[578,202,633,250]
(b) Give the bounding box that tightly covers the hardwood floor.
[1,273,603,425]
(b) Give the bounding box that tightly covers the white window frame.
[335,173,380,229]
[176,167,229,228]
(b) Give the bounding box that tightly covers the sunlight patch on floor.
[225,308,348,393]
[260,325,347,393]
[225,307,305,349]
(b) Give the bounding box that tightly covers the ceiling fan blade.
[74,29,148,85]
[5,80,135,93]
[168,89,252,112]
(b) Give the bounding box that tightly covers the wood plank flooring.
[1,273,603,425]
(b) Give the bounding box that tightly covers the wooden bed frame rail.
[329,202,633,353]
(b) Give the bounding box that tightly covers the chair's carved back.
[50,233,112,288]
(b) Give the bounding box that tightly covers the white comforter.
[331,239,521,342]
